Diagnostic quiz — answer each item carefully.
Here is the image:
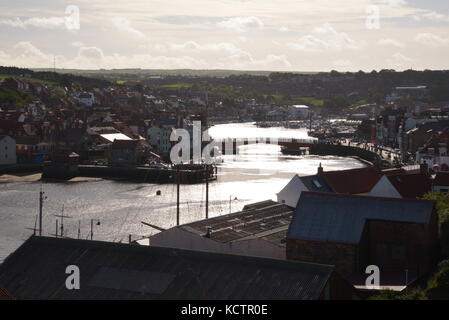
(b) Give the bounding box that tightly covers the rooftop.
[180,200,293,244]
[288,192,434,244]
[321,167,382,194]
[386,172,431,198]
[0,236,334,300]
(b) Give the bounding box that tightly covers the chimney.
[317,163,324,174]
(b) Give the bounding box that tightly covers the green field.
[158,83,192,89]
[292,96,325,107]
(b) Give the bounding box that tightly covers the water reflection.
[0,123,365,261]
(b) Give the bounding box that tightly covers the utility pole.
[176,166,180,226]
[38,185,45,236]
[90,219,100,240]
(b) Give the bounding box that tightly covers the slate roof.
[0,236,334,300]
[288,192,434,244]
[300,175,334,193]
[180,200,293,244]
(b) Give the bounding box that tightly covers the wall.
[309,144,380,165]
[276,175,308,208]
[286,238,358,276]
[364,217,439,275]
[0,136,17,165]
[368,176,402,198]
[150,227,286,260]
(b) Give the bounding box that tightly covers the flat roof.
[180,200,294,244]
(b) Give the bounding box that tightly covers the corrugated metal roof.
[288,192,434,244]
[180,200,293,243]
[0,236,334,300]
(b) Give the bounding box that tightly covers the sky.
[0,0,448,72]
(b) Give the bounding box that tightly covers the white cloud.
[71,41,85,47]
[375,0,407,7]
[112,17,146,39]
[0,17,66,29]
[288,24,359,52]
[421,11,449,23]
[0,41,290,71]
[217,16,264,32]
[415,33,449,47]
[333,59,353,68]
[387,52,413,70]
[378,38,405,47]
[171,41,242,54]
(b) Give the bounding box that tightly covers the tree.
[423,192,449,259]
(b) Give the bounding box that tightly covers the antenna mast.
[55,204,71,238]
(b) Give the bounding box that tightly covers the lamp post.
[90,219,101,240]
[229,195,238,214]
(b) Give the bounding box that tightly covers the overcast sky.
[0,0,448,71]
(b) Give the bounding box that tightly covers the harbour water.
[0,123,365,262]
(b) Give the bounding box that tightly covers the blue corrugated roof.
[288,192,434,244]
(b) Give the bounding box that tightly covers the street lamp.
[229,195,238,214]
[90,219,101,240]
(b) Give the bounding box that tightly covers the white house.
[147,200,293,260]
[147,125,174,154]
[288,105,309,120]
[78,92,95,107]
[0,136,17,165]
[276,165,381,207]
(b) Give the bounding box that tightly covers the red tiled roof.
[387,172,431,199]
[321,167,382,194]
[434,172,449,187]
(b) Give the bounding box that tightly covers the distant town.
[1,66,449,300]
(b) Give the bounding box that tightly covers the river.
[0,122,365,262]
